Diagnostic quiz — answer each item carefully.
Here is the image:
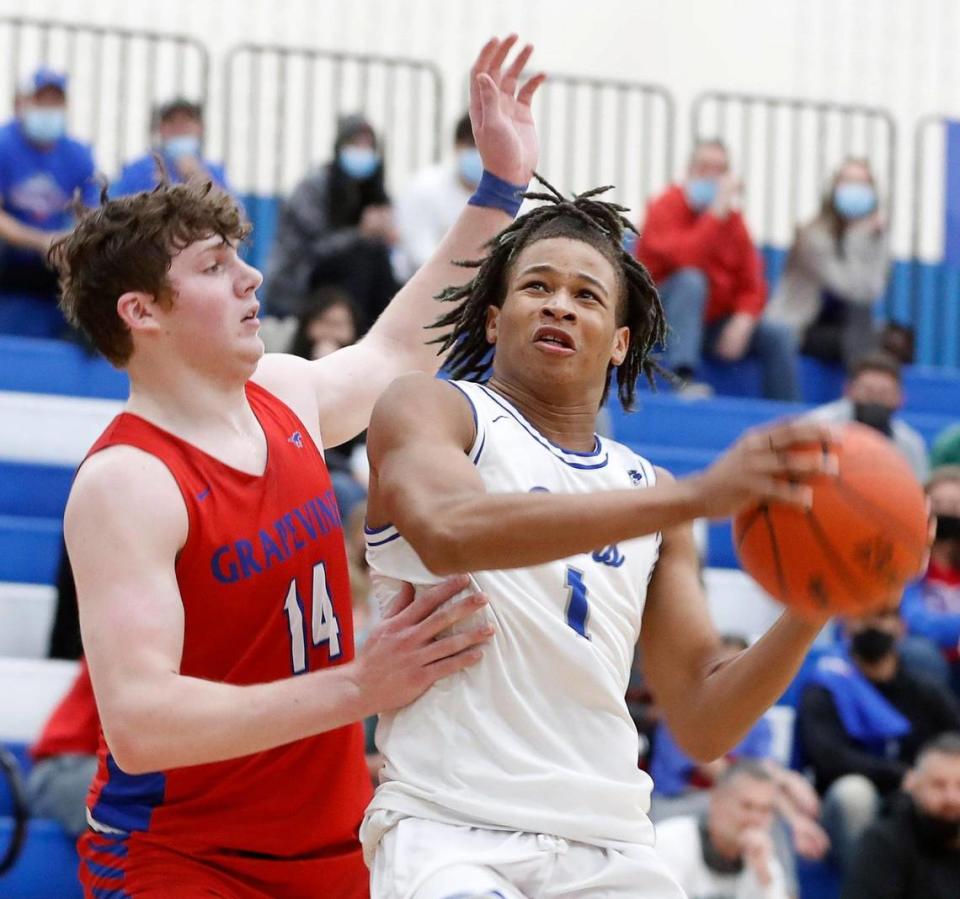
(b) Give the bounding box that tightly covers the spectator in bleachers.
[111,98,230,197]
[650,635,829,896]
[634,138,799,401]
[901,466,960,692]
[26,659,98,837]
[0,68,98,338]
[288,285,359,361]
[806,350,929,482]
[394,112,480,280]
[288,286,366,520]
[797,602,960,876]
[841,732,960,899]
[264,113,399,332]
[655,760,792,899]
[766,158,889,369]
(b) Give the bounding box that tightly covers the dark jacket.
[842,792,960,899]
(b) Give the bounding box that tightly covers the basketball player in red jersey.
[51,37,544,899]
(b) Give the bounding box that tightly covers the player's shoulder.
[68,444,185,529]
[370,374,476,447]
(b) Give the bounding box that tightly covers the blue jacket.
[112,152,231,197]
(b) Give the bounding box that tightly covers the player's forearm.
[402,477,709,575]
[101,663,368,774]
[366,204,512,373]
[672,612,822,761]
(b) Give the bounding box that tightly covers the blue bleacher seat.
[0,462,74,519]
[0,336,126,399]
[610,393,805,451]
[0,516,61,585]
[0,818,81,898]
[902,365,960,418]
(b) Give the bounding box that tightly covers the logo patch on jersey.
[196,486,211,502]
[288,430,304,448]
[628,469,644,486]
[592,544,625,568]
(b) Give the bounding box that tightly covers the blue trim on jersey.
[448,381,480,433]
[91,886,131,899]
[84,858,126,880]
[367,530,402,547]
[364,521,395,535]
[88,833,129,858]
[471,431,487,464]
[90,753,166,834]
[477,385,609,470]
[478,384,603,457]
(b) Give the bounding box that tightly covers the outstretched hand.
[469,34,545,186]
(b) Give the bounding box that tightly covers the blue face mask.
[833,182,876,220]
[685,177,717,212]
[338,146,379,180]
[164,134,201,160]
[456,148,483,187]
[22,107,66,144]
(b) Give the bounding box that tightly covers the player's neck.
[486,375,599,452]
[125,362,256,439]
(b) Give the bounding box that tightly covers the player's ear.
[117,290,162,334]
[485,305,500,345]
[610,325,630,367]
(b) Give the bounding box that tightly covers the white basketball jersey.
[361,380,661,858]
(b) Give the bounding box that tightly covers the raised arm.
[254,35,545,449]
[67,446,492,774]
[367,373,837,575]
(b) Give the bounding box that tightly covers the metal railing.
[0,16,209,177]
[531,73,675,218]
[222,44,443,198]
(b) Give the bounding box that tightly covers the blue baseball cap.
[26,67,67,94]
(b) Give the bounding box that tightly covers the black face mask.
[850,627,896,663]
[913,807,960,850]
[935,515,960,543]
[853,402,895,437]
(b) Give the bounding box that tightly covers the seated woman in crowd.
[264,113,399,332]
[767,158,889,368]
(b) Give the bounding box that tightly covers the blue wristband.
[468,169,528,217]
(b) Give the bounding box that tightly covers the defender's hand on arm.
[351,576,493,715]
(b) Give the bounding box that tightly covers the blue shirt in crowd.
[112,152,230,197]
[0,118,98,266]
[651,716,774,797]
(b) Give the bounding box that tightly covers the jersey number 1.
[282,561,341,674]
[565,566,590,639]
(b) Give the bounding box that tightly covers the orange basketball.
[733,422,928,619]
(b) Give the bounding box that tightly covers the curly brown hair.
[49,180,250,366]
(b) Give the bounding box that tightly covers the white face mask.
[22,106,66,143]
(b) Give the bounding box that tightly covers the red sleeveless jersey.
[78,381,372,893]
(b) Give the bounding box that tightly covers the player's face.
[486,237,629,399]
[909,752,960,822]
[158,235,264,376]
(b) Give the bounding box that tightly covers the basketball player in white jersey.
[359,178,839,898]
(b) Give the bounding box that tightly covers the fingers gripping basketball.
[733,422,928,618]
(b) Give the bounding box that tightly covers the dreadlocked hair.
[430,174,666,410]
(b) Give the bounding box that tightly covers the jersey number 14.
[282,561,342,673]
